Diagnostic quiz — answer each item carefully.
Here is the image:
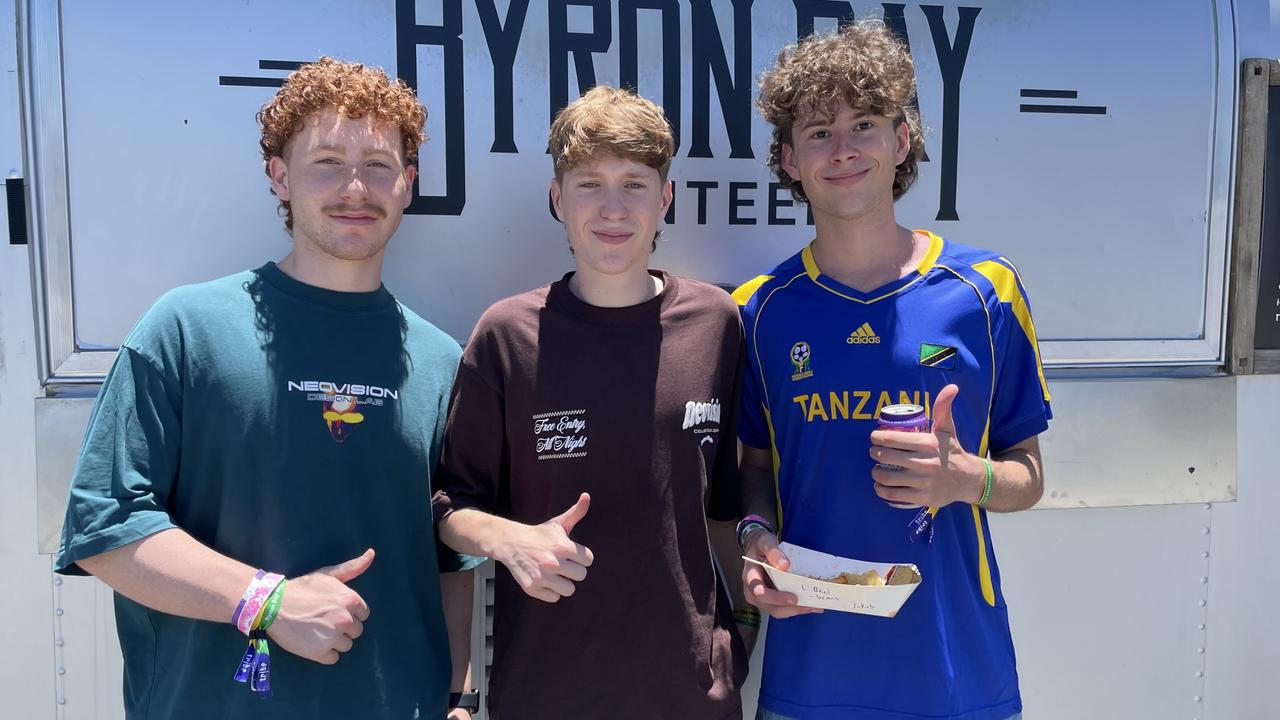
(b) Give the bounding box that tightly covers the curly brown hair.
[548,85,675,181]
[257,57,426,231]
[757,19,924,203]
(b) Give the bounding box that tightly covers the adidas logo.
[846,322,881,345]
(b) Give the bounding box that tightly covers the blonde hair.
[757,19,924,202]
[257,57,426,231]
[548,85,675,180]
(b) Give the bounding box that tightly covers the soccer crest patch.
[790,341,813,381]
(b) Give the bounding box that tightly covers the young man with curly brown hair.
[735,21,1051,720]
[55,58,476,719]
[432,85,748,719]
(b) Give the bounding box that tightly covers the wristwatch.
[448,690,481,714]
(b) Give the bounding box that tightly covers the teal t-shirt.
[56,263,462,719]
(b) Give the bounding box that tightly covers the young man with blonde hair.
[56,59,475,719]
[736,21,1051,720]
[433,85,748,719]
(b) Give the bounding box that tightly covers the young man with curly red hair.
[55,58,476,719]
[735,21,1051,720]
[432,85,748,719]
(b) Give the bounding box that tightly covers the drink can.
[876,404,930,434]
[876,404,930,509]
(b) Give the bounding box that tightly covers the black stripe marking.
[259,60,306,71]
[218,76,286,88]
[1020,104,1107,115]
[1020,89,1077,98]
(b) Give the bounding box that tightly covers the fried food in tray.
[814,564,920,586]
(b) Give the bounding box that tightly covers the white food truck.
[1,0,1278,717]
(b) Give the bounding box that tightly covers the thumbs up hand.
[497,493,595,603]
[268,548,374,665]
[869,384,985,508]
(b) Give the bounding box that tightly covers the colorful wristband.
[908,507,937,545]
[234,571,285,636]
[256,579,287,631]
[232,572,285,697]
[977,458,994,507]
[733,606,761,628]
[737,522,766,550]
[736,514,776,552]
[231,569,265,630]
[250,634,272,695]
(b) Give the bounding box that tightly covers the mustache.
[324,204,386,218]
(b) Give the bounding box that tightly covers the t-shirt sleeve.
[55,346,182,575]
[431,347,486,573]
[428,345,460,473]
[737,304,771,450]
[431,333,508,525]
[707,314,745,522]
[988,263,1053,454]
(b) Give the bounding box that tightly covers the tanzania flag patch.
[919,343,957,369]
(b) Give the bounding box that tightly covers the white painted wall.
[1203,375,1280,720]
[997,504,1213,717]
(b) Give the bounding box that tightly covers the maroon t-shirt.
[434,271,746,719]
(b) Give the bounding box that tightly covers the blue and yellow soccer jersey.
[736,231,1051,720]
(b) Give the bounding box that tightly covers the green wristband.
[977,458,993,507]
[257,578,287,631]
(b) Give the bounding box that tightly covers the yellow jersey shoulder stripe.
[801,243,821,280]
[732,275,773,306]
[914,230,945,273]
[972,259,1051,404]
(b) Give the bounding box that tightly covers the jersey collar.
[799,230,945,304]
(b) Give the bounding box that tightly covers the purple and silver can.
[876,403,936,540]
[876,404,930,510]
[876,404,930,446]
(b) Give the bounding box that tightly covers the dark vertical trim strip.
[6,178,27,245]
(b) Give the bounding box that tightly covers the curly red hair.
[257,57,426,231]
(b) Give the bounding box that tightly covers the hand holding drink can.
[876,404,930,476]
[875,403,938,543]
